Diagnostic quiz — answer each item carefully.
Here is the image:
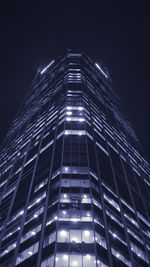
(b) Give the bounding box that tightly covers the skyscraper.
[0,50,150,267]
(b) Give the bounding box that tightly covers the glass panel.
[83,255,96,267]
[41,255,54,267]
[82,230,94,243]
[95,232,107,249]
[16,242,39,265]
[70,254,82,267]
[57,230,69,242]
[43,232,56,247]
[55,254,69,267]
[70,229,81,243]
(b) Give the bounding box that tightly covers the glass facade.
[0,50,150,267]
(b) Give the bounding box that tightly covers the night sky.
[0,1,150,163]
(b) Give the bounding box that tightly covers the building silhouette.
[0,50,150,267]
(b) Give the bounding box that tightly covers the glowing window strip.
[121,198,134,213]
[111,248,132,267]
[28,192,46,210]
[66,117,85,122]
[96,141,109,156]
[40,60,54,74]
[87,132,93,140]
[106,210,123,227]
[109,230,127,246]
[130,242,148,263]
[108,141,119,154]
[102,182,118,198]
[7,209,24,225]
[144,179,150,187]
[24,154,37,167]
[127,228,143,244]
[124,213,139,228]
[2,186,16,199]
[64,130,86,136]
[0,242,17,257]
[2,165,12,175]
[0,179,7,187]
[34,178,48,193]
[95,63,108,78]
[66,106,84,111]
[137,212,150,227]
[104,193,120,211]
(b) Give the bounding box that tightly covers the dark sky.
[0,0,150,162]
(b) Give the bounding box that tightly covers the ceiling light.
[84,230,90,236]
[63,255,68,260]
[60,230,67,236]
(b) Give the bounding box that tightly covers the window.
[41,255,54,267]
[43,232,56,247]
[16,242,39,265]
[55,253,96,267]
[21,224,41,243]
[57,229,94,243]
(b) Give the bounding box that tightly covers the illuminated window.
[21,224,41,243]
[64,130,86,136]
[111,248,132,267]
[43,232,56,247]
[66,117,85,122]
[66,106,84,111]
[130,242,149,263]
[57,230,69,242]
[95,232,107,249]
[41,255,54,267]
[16,242,39,265]
[70,229,81,243]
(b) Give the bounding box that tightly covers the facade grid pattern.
[0,50,150,267]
